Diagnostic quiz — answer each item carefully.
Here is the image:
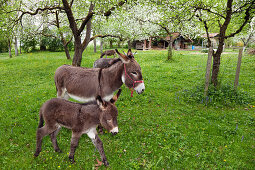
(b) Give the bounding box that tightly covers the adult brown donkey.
[54,49,145,102]
[34,89,122,166]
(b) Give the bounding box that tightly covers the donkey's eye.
[131,72,137,75]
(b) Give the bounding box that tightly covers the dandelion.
[50,157,52,159]
[224,159,226,162]
[58,165,60,168]
[225,145,227,148]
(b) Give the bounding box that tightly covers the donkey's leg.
[63,92,70,100]
[57,87,66,98]
[69,132,82,163]
[50,126,62,153]
[97,125,104,134]
[92,134,109,166]
[34,125,57,157]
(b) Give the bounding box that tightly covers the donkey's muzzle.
[135,82,145,94]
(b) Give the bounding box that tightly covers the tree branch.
[104,0,126,17]
[224,0,255,39]
[195,6,226,19]
[62,0,79,36]
[78,3,94,35]
[195,13,212,48]
[17,6,64,22]
[81,3,94,50]
[89,34,123,42]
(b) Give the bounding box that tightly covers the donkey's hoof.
[34,152,39,157]
[69,157,75,164]
[55,149,62,153]
[103,160,109,166]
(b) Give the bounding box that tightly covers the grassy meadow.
[0,47,254,169]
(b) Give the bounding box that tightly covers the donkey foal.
[34,89,122,166]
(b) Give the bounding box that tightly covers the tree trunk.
[128,40,132,49]
[100,38,103,53]
[72,44,83,67]
[167,40,173,60]
[211,0,233,87]
[72,35,83,66]
[8,38,12,58]
[204,46,213,96]
[15,36,18,56]
[234,49,243,89]
[93,38,97,53]
[63,44,71,60]
[117,41,121,48]
[211,37,225,87]
[109,40,113,48]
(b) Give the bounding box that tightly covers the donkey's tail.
[38,110,44,128]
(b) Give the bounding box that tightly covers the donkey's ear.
[127,49,134,59]
[110,89,122,104]
[115,49,129,63]
[96,96,106,110]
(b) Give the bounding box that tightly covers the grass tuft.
[183,84,254,107]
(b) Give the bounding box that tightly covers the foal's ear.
[115,49,129,63]
[96,96,106,110]
[110,89,122,104]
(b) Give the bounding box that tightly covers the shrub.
[0,39,8,53]
[21,36,38,52]
[48,38,63,52]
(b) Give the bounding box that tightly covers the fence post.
[234,49,243,89]
[204,47,213,96]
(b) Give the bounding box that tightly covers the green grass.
[0,48,254,169]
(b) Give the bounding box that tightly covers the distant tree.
[0,0,19,57]
[133,0,201,60]
[191,0,255,87]
[12,0,126,66]
[234,17,255,52]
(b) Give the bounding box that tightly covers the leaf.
[95,158,103,168]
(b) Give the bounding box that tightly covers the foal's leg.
[87,129,109,166]
[50,126,62,153]
[93,135,109,166]
[34,125,57,157]
[68,132,82,163]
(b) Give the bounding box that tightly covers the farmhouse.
[201,33,220,48]
[134,33,193,50]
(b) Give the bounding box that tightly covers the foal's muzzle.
[111,132,118,136]
[110,127,118,136]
